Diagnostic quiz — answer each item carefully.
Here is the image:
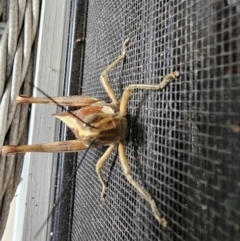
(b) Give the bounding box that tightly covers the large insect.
[2,38,180,228]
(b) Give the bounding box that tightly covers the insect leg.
[120,70,180,115]
[1,140,87,155]
[100,38,130,104]
[96,144,116,199]
[118,141,167,227]
[16,95,100,107]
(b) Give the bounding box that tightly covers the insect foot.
[100,184,107,200]
[158,70,180,89]
[150,199,168,227]
[122,37,130,57]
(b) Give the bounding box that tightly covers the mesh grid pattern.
[71,1,240,240]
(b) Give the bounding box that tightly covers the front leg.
[100,38,130,104]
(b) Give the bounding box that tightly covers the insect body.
[2,38,180,227]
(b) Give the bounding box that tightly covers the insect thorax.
[54,102,128,148]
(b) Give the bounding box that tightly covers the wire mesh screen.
[71,0,240,240]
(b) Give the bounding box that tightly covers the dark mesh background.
[71,1,240,240]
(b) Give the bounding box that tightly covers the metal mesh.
[71,0,240,240]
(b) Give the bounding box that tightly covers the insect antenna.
[31,83,97,129]
[106,150,118,184]
[34,138,96,239]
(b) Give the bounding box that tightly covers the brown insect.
[1,38,180,228]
